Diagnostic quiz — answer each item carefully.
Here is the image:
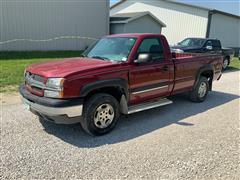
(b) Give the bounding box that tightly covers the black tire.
[80,93,120,136]
[189,76,209,103]
[222,57,229,70]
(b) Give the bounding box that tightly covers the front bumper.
[20,85,83,123]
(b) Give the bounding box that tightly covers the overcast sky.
[110,0,240,16]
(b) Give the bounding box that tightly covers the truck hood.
[27,57,115,77]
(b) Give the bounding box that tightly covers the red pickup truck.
[20,34,223,136]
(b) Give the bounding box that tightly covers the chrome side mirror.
[206,46,213,50]
[134,53,152,64]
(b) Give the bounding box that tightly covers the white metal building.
[208,10,240,49]
[111,0,240,50]
[0,0,109,51]
[110,12,166,34]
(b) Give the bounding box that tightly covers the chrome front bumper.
[22,97,83,118]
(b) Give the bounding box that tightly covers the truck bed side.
[171,53,223,95]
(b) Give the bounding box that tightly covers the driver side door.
[129,37,173,105]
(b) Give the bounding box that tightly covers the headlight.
[46,78,65,90]
[45,78,65,98]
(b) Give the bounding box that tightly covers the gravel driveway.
[1,71,240,179]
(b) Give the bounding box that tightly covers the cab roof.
[105,33,163,38]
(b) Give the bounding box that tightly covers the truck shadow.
[39,91,239,148]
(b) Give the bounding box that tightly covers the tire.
[222,57,229,70]
[189,76,209,103]
[80,93,120,136]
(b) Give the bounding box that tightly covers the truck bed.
[171,52,223,94]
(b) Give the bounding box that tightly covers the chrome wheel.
[198,82,207,98]
[223,59,229,69]
[94,103,115,129]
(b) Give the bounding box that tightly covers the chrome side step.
[128,98,173,114]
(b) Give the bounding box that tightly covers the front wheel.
[189,77,209,103]
[80,93,120,136]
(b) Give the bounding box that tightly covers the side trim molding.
[132,85,168,95]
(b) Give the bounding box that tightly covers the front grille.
[33,74,45,83]
[25,72,46,96]
[25,72,45,83]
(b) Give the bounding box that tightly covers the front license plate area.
[23,99,30,110]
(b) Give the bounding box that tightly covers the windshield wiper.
[91,56,110,61]
[80,54,88,58]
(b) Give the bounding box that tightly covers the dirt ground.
[1,71,240,179]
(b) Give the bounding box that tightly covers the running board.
[128,98,173,114]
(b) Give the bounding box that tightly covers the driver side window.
[137,38,164,62]
[206,41,213,47]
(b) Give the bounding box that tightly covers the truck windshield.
[83,37,137,62]
[179,38,205,47]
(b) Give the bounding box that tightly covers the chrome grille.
[25,72,45,90]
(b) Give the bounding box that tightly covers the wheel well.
[84,86,125,103]
[225,55,230,60]
[200,70,213,90]
[224,55,230,65]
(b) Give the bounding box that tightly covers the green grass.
[0,51,83,60]
[0,51,83,93]
[228,57,240,70]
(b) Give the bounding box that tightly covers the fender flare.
[193,65,214,90]
[80,78,129,100]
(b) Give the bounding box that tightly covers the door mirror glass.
[206,45,213,50]
[134,53,152,63]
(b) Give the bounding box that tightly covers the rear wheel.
[222,57,229,70]
[189,76,209,103]
[80,93,120,136]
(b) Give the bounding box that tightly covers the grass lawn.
[228,57,240,71]
[0,51,83,93]
[0,52,239,93]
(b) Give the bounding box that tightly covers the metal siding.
[0,0,109,51]
[124,15,163,33]
[110,24,125,34]
[210,13,240,48]
[110,0,209,45]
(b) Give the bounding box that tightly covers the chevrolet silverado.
[20,34,223,136]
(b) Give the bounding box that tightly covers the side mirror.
[134,53,152,64]
[206,45,213,50]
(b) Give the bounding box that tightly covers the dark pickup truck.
[172,38,235,70]
[20,34,223,136]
